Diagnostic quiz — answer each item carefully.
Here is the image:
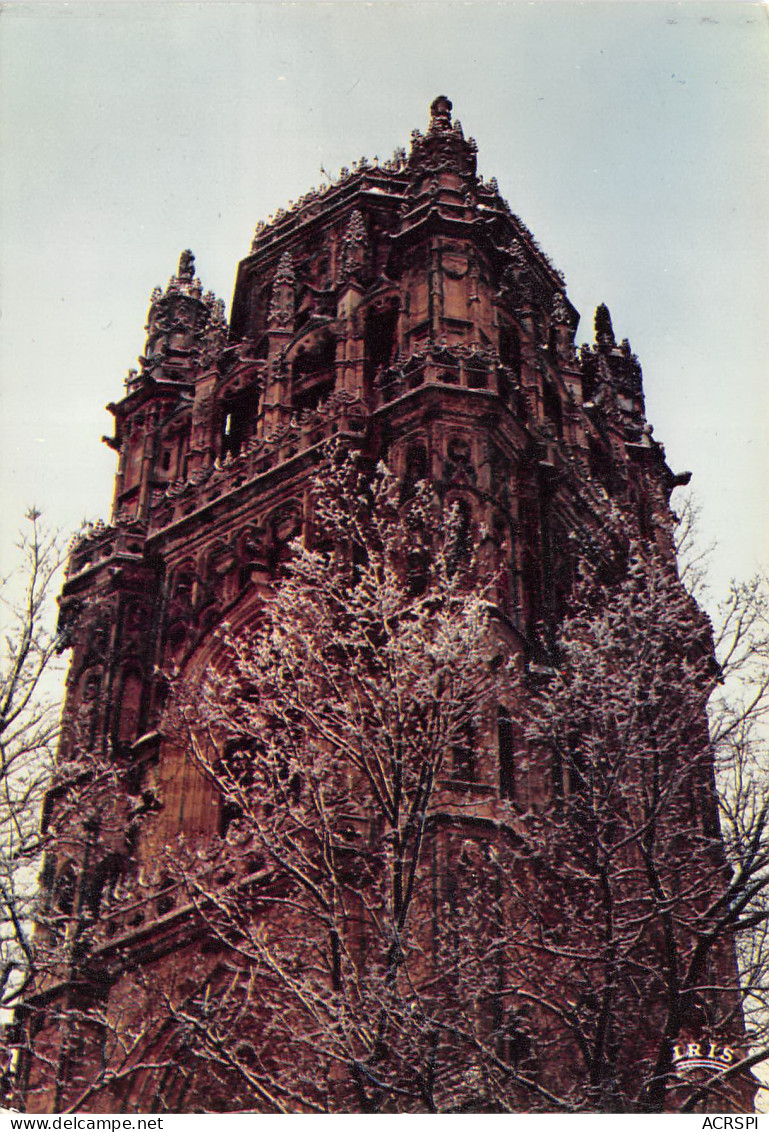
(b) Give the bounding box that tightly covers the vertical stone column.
[337,211,368,395]
[261,251,296,435]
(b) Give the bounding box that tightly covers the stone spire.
[594,303,616,350]
[177,248,195,283]
[407,95,477,184]
[141,250,224,381]
[428,94,453,133]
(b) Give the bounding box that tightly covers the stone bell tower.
[14,97,753,1115]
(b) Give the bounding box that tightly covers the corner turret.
[104,251,228,523]
[140,250,227,385]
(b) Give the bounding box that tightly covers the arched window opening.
[497,367,511,404]
[265,503,302,577]
[401,442,428,502]
[451,721,476,783]
[588,439,615,497]
[519,499,543,634]
[542,379,563,438]
[291,337,336,414]
[466,359,488,389]
[498,708,516,801]
[499,324,521,380]
[221,388,257,460]
[364,303,398,385]
[548,324,559,362]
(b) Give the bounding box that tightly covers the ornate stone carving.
[428,94,453,133]
[551,292,569,324]
[594,302,616,348]
[340,210,368,279]
[30,94,754,1118]
[178,249,195,281]
[273,251,296,287]
[268,252,296,328]
[441,436,477,487]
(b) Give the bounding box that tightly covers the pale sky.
[1,1,767,602]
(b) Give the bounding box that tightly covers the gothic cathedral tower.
[14,98,754,1114]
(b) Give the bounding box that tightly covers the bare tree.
[134,464,762,1113]
[674,492,769,1109]
[0,512,64,1015]
[12,458,515,1114]
[158,456,515,1112]
[519,552,768,1112]
[15,472,768,1113]
[0,515,138,1113]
